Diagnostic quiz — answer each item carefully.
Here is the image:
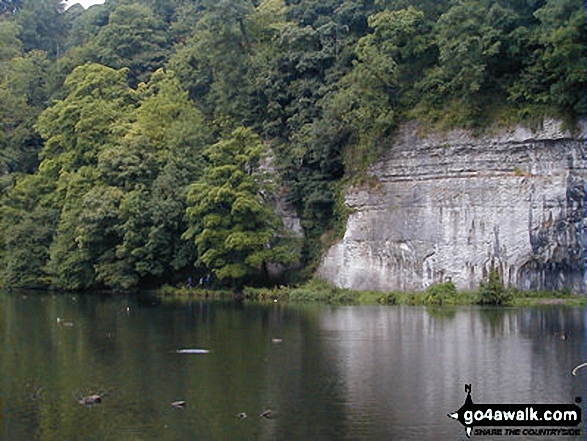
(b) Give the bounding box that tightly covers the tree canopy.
[0,0,584,290]
[185,127,296,286]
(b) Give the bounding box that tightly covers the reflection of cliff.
[3,294,585,440]
[319,120,586,292]
[515,307,587,401]
[317,306,585,439]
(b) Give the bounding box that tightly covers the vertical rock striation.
[319,120,586,293]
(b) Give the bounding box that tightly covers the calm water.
[1,292,586,440]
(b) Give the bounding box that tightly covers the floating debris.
[572,362,587,376]
[271,338,282,344]
[78,393,105,407]
[171,400,186,409]
[237,412,247,420]
[56,318,74,327]
[176,349,211,354]
[260,409,273,419]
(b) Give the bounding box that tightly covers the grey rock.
[319,120,586,293]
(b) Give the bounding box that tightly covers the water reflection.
[1,292,585,440]
[319,306,586,440]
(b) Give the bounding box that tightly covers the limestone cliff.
[318,120,586,293]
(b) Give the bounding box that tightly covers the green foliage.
[16,0,66,57]
[377,292,398,305]
[168,0,257,128]
[509,288,587,307]
[477,268,513,306]
[288,279,357,304]
[0,169,60,287]
[0,0,22,15]
[242,285,290,302]
[332,6,434,173]
[415,1,519,126]
[1,0,584,291]
[36,63,137,168]
[0,17,50,175]
[509,0,586,119]
[31,64,136,290]
[64,3,110,50]
[185,127,298,286]
[378,285,477,306]
[425,280,457,306]
[2,63,212,291]
[91,3,171,86]
[0,50,49,175]
[0,19,22,60]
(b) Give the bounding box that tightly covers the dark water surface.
[1,292,585,440]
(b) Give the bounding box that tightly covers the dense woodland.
[0,0,584,291]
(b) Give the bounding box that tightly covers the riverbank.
[158,280,586,307]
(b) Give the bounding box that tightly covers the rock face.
[319,120,586,293]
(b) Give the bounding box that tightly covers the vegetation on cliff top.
[1,0,585,291]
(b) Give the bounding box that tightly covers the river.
[1,291,585,440]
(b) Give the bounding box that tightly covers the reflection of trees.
[426,306,457,320]
[4,293,585,440]
[2,294,41,439]
[0,293,348,440]
[477,307,510,337]
[257,305,348,441]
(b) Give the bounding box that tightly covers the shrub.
[425,281,457,306]
[378,292,398,305]
[477,269,512,306]
[288,279,358,304]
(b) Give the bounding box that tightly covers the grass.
[158,280,586,307]
[509,289,587,307]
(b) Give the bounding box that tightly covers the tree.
[0,50,49,175]
[285,0,345,27]
[249,2,372,267]
[0,0,23,15]
[168,0,257,128]
[33,63,137,289]
[64,2,110,50]
[2,0,582,291]
[324,7,433,173]
[103,69,212,289]
[0,18,22,60]
[0,163,60,287]
[46,173,116,291]
[184,127,294,286]
[417,0,522,125]
[36,63,137,170]
[2,62,216,291]
[16,0,66,57]
[90,3,171,86]
[0,17,49,175]
[510,0,586,119]
[477,268,512,306]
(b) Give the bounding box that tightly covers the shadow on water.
[1,292,586,440]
